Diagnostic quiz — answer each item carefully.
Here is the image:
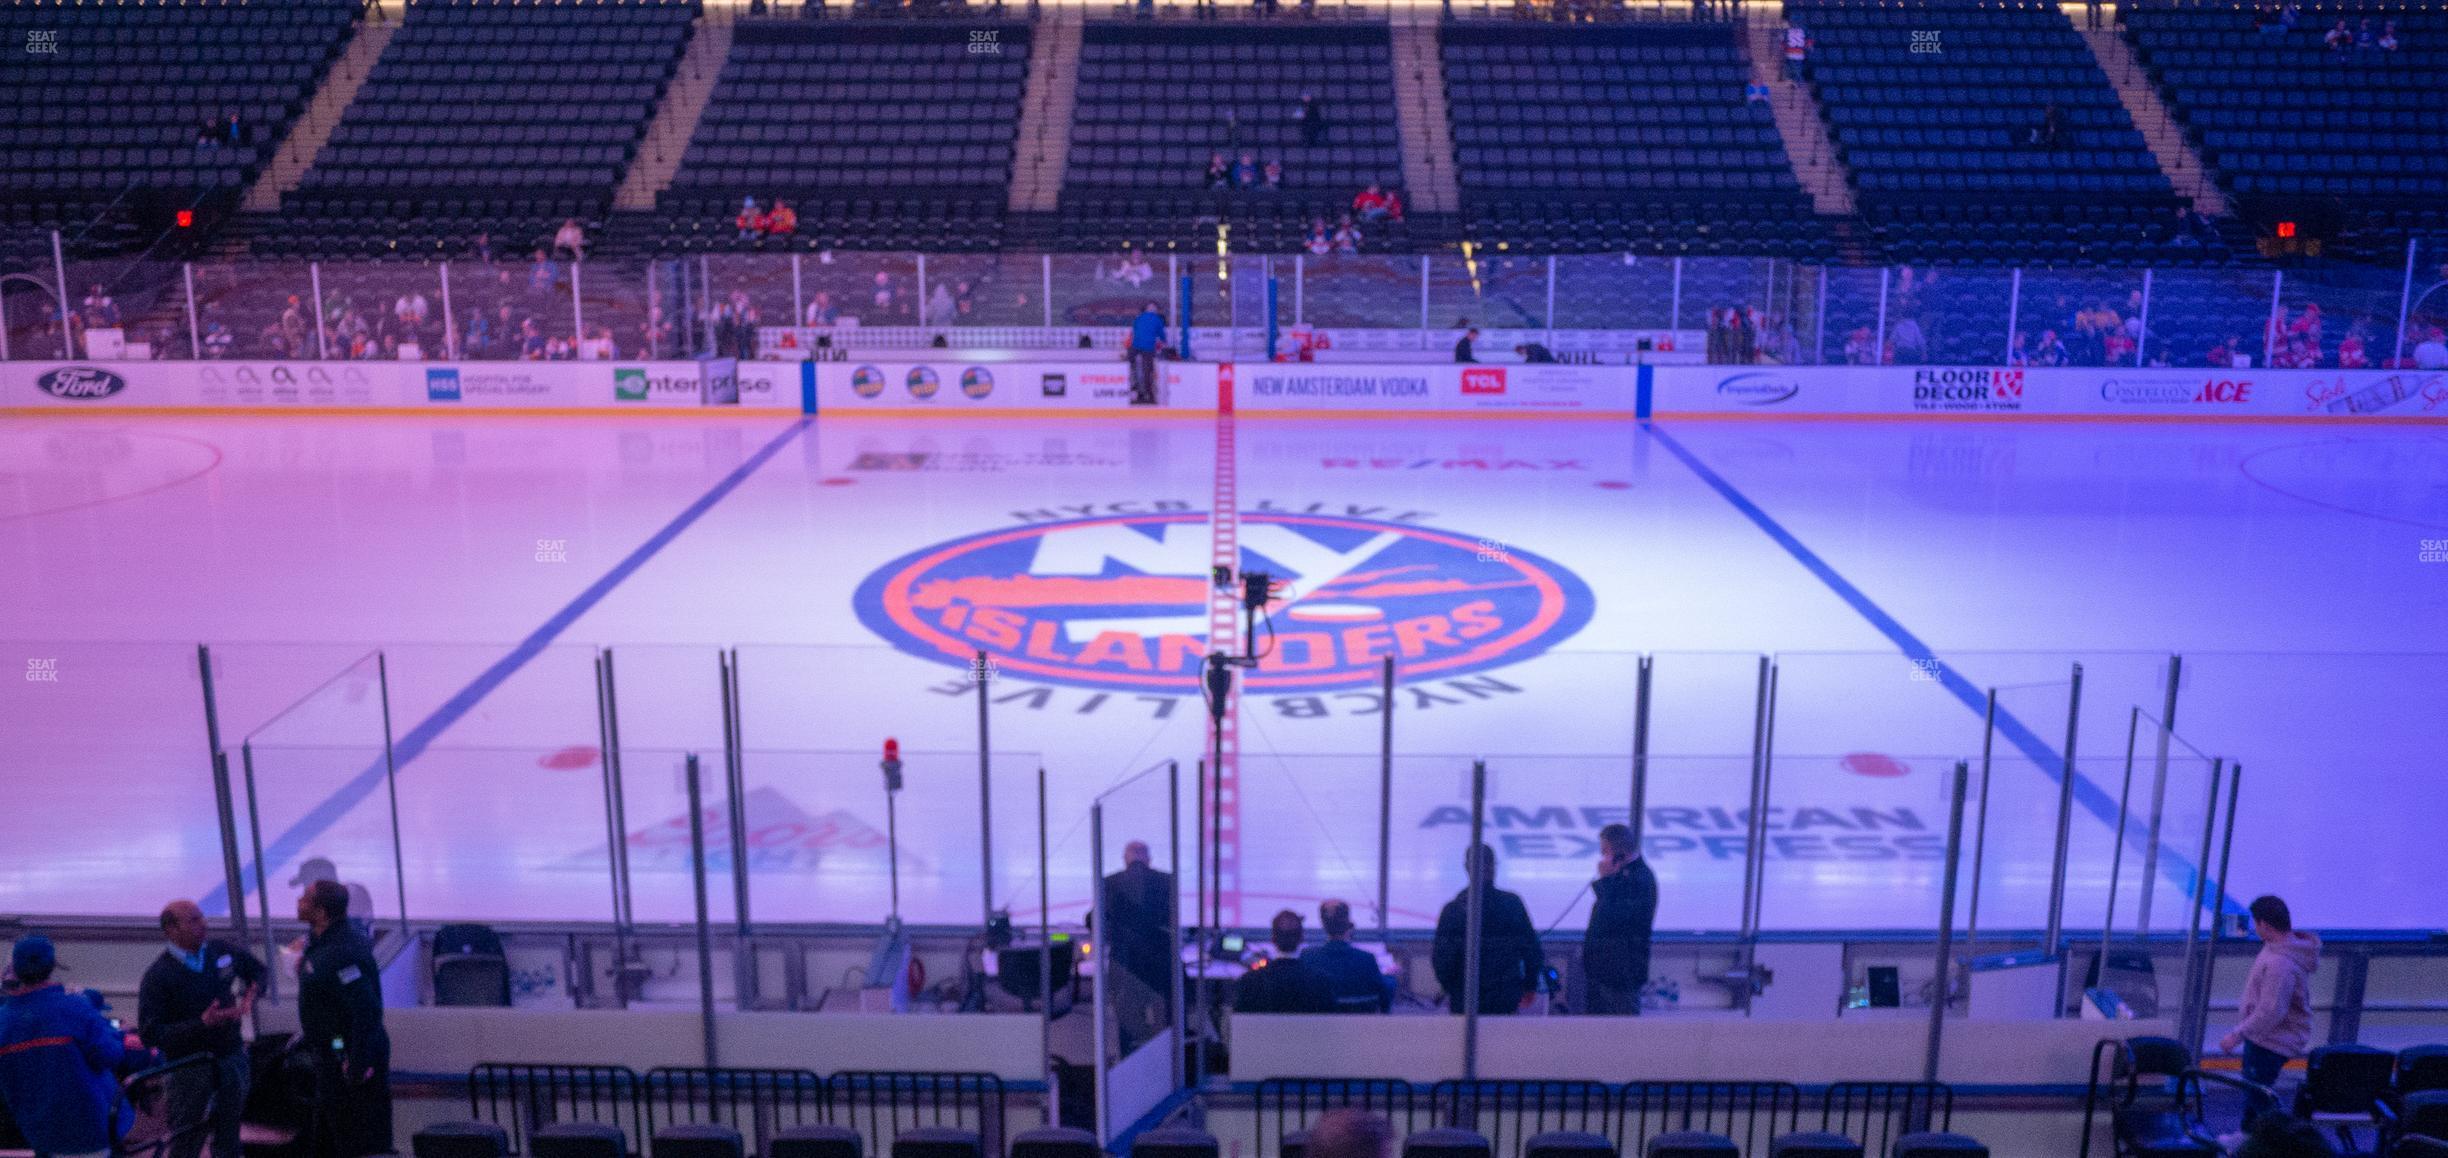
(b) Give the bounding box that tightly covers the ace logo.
[1460,368,1508,396]
[2195,379,2252,403]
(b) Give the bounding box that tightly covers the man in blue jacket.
[0,936,135,1158]
[1128,302,1166,406]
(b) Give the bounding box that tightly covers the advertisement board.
[3,360,799,412]
[1236,363,1638,413]
[814,360,1220,411]
[1651,365,2448,420]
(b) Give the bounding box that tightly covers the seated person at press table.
[1234,910,1332,1014]
[1303,898,1390,1012]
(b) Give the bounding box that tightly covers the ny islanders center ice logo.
[854,512,1594,695]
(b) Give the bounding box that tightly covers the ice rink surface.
[4,414,2443,935]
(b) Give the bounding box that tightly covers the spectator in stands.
[1100,839,1175,1045]
[1205,153,1232,189]
[0,935,139,1158]
[553,218,587,262]
[1783,22,1810,78]
[529,250,558,295]
[204,320,234,359]
[1305,220,1332,257]
[1892,313,1927,364]
[141,901,264,1158]
[223,111,243,149]
[393,290,429,333]
[1234,911,1330,1014]
[1305,1111,1392,1158]
[1432,844,1548,1015]
[1296,91,1325,147]
[1843,326,1880,365]
[2007,331,2031,367]
[1354,184,1393,222]
[2032,103,2069,150]
[280,296,309,357]
[1263,160,1284,191]
[2324,19,2352,52]
[1129,303,1166,405]
[767,200,798,239]
[1382,189,1404,222]
[2031,329,2070,366]
[1759,314,1799,364]
[2103,323,2135,366]
[1304,899,1389,1013]
[2337,323,2371,369]
[196,115,222,148]
[1746,80,1771,104]
[1582,823,1658,1017]
[2415,326,2448,370]
[2378,21,2399,51]
[737,197,765,241]
[926,281,957,327]
[471,232,495,264]
[1116,248,1154,289]
[1234,152,1263,189]
[2218,895,2319,1141]
[295,880,390,1158]
[2354,18,2378,52]
[1514,342,1558,363]
[871,270,900,316]
[804,291,839,327]
[1331,216,1361,254]
[518,318,547,360]
[80,285,120,330]
[1453,324,1479,363]
[2277,1,2301,30]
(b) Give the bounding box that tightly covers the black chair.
[1131,1127,1219,1158]
[2387,1090,2448,1155]
[1645,1135,1738,1158]
[1010,1127,1099,1158]
[654,1124,745,1158]
[1404,1129,1491,1158]
[894,1128,984,1158]
[532,1122,629,1158]
[413,1121,510,1158]
[1525,1132,1616,1158]
[771,1124,862,1158]
[1772,1133,1864,1158]
[1282,1131,1311,1158]
[2401,1048,2448,1097]
[2297,1043,2398,1151]
[2086,1037,2224,1158]
[431,922,511,1007]
[1891,1134,1987,1158]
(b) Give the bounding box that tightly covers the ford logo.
[36,366,128,399]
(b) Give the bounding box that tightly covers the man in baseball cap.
[289,858,375,936]
[0,935,140,1158]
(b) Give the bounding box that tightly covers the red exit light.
[2276,221,2297,239]
[174,210,194,228]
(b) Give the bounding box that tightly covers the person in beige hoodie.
[2220,894,2321,1133]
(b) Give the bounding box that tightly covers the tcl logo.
[1460,368,1507,395]
[2195,379,2252,403]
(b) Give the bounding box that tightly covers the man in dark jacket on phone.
[295,881,389,1158]
[139,900,265,1158]
[1582,823,1659,1015]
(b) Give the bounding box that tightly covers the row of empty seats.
[0,0,355,245]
